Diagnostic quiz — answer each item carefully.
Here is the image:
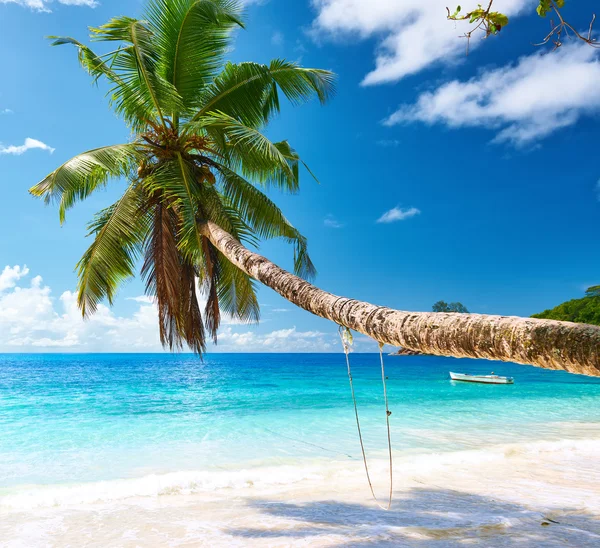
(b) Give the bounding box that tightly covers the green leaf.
[97,18,184,126]
[29,144,144,224]
[214,252,260,324]
[537,0,552,17]
[145,0,244,115]
[77,183,149,316]
[190,111,299,191]
[217,166,316,279]
[192,60,335,128]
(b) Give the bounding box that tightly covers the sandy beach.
[2,437,600,546]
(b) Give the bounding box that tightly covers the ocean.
[1,353,599,546]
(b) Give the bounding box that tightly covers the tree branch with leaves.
[447,0,598,52]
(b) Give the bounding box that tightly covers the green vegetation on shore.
[532,286,600,326]
[432,301,469,313]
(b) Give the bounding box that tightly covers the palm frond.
[48,36,118,86]
[274,139,321,185]
[200,236,221,342]
[142,200,181,348]
[50,35,173,131]
[145,0,243,116]
[29,144,144,224]
[142,198,206,354]
[215,251,260,323]
[143,152,255,259]
[89,17,184,129]
[268,59,336,106]
[196,178,257,246]
[77,183,149,316]
[192,60,336,128]
[179,261,206,354]
[144,153,207,261]
[190,112,298,191]
[218,166,316,279]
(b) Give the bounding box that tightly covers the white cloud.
[58,0,96,5]
[126,295,155,304]
[0,266,341,352]
[0,138,55,155]
[0,0,97,11]
[0,265,30,292]
[311,0,529,85]
[377,206,420,223]
[271,308,290,313]
[0,0,47,9]
[218,326,334,352]
[386,45,600,146]
[324,214,344,228]
[0,108,13,115]
[0,273,162,351]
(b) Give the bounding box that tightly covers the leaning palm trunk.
[201,221,600,377]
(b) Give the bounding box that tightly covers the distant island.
[432,301,469,313]
[390,348,423,356]
[391,300,470,355]
[532,286,600,326]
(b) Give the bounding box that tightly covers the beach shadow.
[225,487,600,547]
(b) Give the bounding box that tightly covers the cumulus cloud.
[0,266,341,352]
[0,0,97,11]
[0,272,162,351]
[311,0,529,85]
[0,138,55,155]
[385,45,600,146]
[218,326,334,352]
[377,206,420,223]
[0,265,30,291]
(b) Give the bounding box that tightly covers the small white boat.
[449,372,514,384]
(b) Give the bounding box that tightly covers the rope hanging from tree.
[339,326,394,510]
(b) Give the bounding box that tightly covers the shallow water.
[1,353,599,546]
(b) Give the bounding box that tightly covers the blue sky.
[0,0,599,352]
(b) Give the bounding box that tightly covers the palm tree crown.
[30,0,335,355]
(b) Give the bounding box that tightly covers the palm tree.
[32,0,600,375]
[32,0,333,355]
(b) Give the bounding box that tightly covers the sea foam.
[2,437,599,512]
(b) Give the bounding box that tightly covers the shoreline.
[2,435,599,546]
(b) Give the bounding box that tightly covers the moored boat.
[449,372,514,384]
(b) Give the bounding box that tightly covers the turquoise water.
[1,352,600,492]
